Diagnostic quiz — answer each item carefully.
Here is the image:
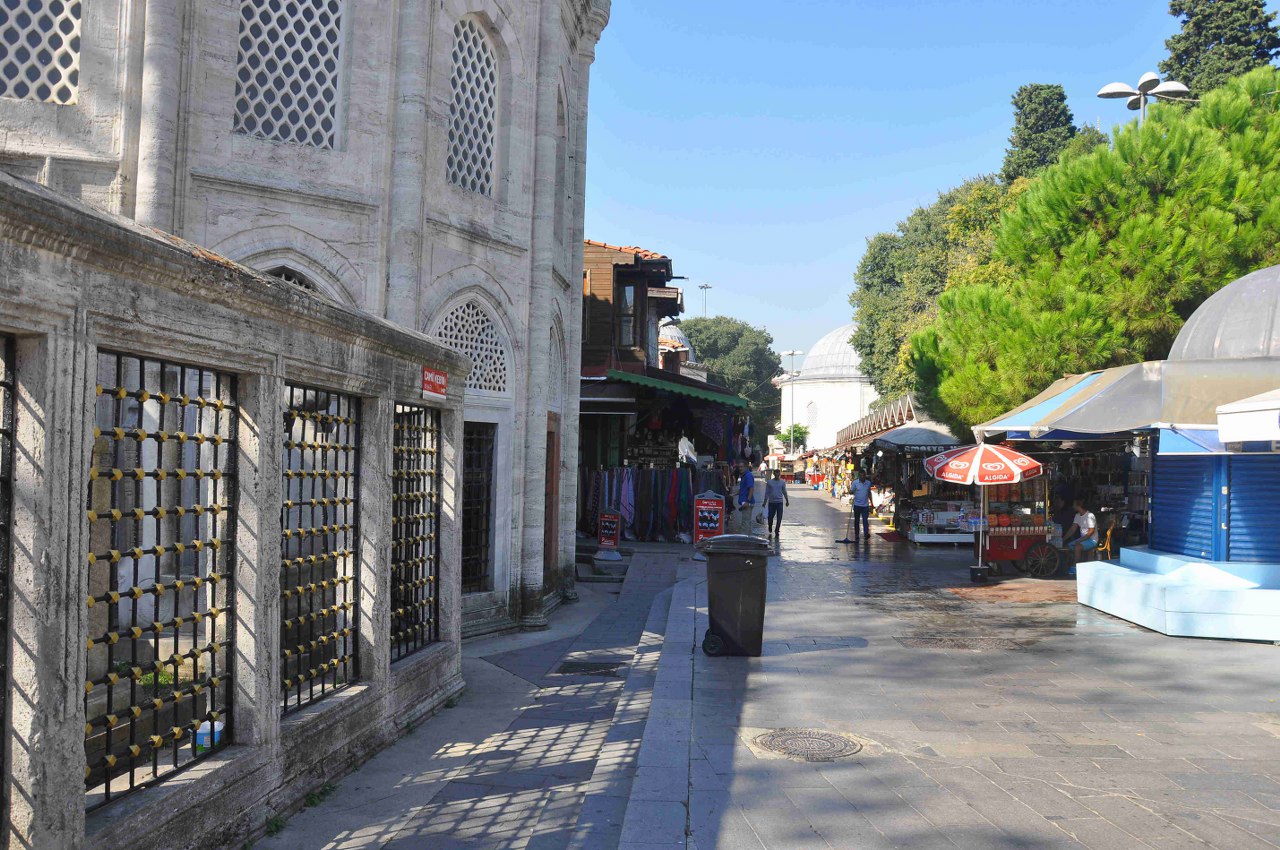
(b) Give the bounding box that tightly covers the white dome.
[799,322,863,379]
[1169,264,1280,361]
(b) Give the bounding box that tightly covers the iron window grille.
[84,353,237,810]
[280,384,359,712]
[0,337,13,825]
[461,421,496,594]
[390,405,441,661]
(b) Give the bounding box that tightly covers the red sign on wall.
[598,513,621,550]
[694,496,725,544]
[421,366,448,401]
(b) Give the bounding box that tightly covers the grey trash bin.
[696,533,772,656]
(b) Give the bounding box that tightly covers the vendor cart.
[926,444,1060,580]
[970,477,1060,577]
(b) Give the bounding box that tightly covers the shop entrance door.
[462,422,496,593]
[543,413,560,593]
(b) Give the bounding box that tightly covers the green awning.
[605,369,748,409]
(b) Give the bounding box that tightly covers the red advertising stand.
[694,495,725,545]
[598,512,621,550]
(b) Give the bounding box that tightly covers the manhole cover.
[895,636,1023,651]
[753,729,863,762]
[554,661,623,677]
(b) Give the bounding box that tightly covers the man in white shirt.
[851,471,874,541]
[1068,499,1098,562]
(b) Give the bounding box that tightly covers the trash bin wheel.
[702,632,726,656]
[1022,542,1060,578]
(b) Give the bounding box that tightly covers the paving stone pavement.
[256,550,680,850]
[621,488,1280,850]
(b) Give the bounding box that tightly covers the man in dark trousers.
[851,470,873,541]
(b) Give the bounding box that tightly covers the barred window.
[432,300,510,395]
[446,17,498,195]
[0,0,82,104]
[267,266,317,292]
[233,0,344,149]
[84,354,237,810]
[390,404,440,661]
[281,384,359,712]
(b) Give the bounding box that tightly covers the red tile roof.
[584,239,668,260]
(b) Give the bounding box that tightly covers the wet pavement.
[630,488,1280,850]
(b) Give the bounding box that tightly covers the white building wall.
[0,0,610,635]
[781,376,878,451]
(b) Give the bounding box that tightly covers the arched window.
[806,400,819,430]
[0,0,81,104]
[267,266,318,291]
[233,0,345,149]
[446,18,498,196]
[432,299,510,394]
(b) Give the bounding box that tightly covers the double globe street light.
[1097,71,1191,125]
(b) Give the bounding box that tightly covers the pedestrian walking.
[851,471,873,541]
[765,469,789,537]
[734,462,756,534]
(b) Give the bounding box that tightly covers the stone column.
[5,329,96,849]
[359,395,394,692]
[382,0,434,327]
[514,0,565,630]
[134,0,186,231]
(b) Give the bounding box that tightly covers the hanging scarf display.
[577,467,727,541]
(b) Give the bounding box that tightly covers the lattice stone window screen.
[433,300,510,394]
[447,17,498,195]
[280,384,359,712]
[84,353,237,810]
[267,266,318,292]
[234,0,344,149]
[390,404,440,661]
[0,0,82,104]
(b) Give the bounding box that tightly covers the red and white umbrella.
[924,444,1043,486]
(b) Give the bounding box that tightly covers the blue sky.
[583,0,1280,359]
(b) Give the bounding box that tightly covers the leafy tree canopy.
[679,316,781,430]
[1160,0,1280,96]
[777,424,809,450]
[1000,84,1077,183]
[912,67,1280,433]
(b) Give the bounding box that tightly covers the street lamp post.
[698,283,712,317]
[1097,71,1191,125]
[781,350,803,455]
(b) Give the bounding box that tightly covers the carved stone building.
[0,0,610,635]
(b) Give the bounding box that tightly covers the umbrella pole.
[980,487,986,570]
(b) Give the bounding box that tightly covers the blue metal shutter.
[1227,456,1280,563]
[1151,455,1216,559]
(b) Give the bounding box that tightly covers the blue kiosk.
[976,265,1280,641]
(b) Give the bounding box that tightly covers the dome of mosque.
[799,322,863,379]
[658,319,697,363]
[1169,264,1280,361]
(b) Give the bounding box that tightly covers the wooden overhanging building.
[580,240,746,469]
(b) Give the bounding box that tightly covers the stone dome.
[1169,264,1280,361]
[658,319,697,363]
[799,322,863,379]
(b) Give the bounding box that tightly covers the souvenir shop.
[577,369,751,542]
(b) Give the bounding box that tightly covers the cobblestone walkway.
[624,489,1280,850]
[257,550,680,850]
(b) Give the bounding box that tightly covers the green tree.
[912,67,1280,430]
[777,424,809,451]
[1000,84,1077,183]
[1160,0,1280,96]
[680,316,781,430]
[850,176,1024,400]
[1058,124,1109,163]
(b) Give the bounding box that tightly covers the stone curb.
[565,583,677,848]
[616,575,701,850]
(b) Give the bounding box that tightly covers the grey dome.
[800,323,864,379]
[1169,264,1280,361]
[658,319,697,363]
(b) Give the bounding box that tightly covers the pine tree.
[1160,0,1280,96]
[999,84,1076,183]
